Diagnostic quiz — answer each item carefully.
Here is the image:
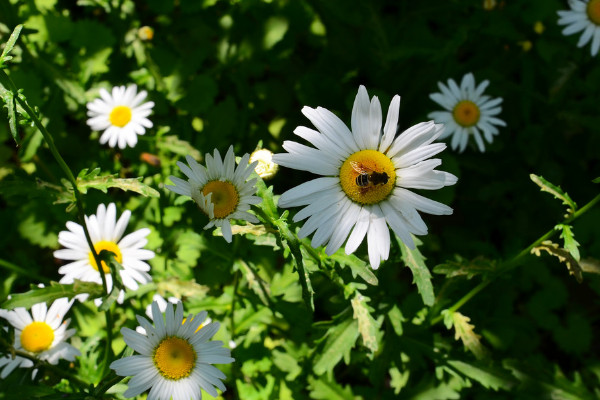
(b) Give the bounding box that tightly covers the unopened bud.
[249,149,278,180]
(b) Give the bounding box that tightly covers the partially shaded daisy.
[0,297,80,378]
[272,85,456,269]
[136,295,212,335]
[86,84,154,149]
[111,301,234,399]
[557,0,600,56]
[166,146,262,243]
[54,203,154,303]
[428,73,505,152]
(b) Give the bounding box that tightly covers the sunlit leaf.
[444,311,488,360]
[530,174,577,217]
[351,292,378,354]
[531,240,583,283]
[448,360,517,391]
[0,280,104,309]
[0,24,23,65]
[398,235,434,306]
[308,375,360,400]
[313,317,359,375]
[555,224,580,261]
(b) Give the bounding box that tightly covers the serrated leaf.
[555,224,580,261]
[62,168,160,199]
[448,311,488,360]
[351,292,378,354]
[313,317,359,375]
[0,280,104,309]
[158,135,202,160]
[397,235,434,306]
[433,256,497,279]
[308,375,359,400]
[448,360,517,391]
[0,25,23,65]
[330,251,378,286]
[530,174,577,216]
[531,240,583,283]
[4,89,18,143]
[387,305,405,336]
[389,366,410,395]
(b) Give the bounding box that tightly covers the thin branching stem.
[431,192,600,325]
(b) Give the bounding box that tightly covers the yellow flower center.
[21,321,54,353]
[153,336,196,380]
[339,150,396,205]
[452,100,480,127]
[109,105,132,128]
[201,180,239,219]
[182,316,206,333]
[88,241,122,274]
[587,0,600,25]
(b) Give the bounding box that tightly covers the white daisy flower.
[557,0,600,56]
[110,301,234,399]
[0,297,80,379]
[427,73,506,153]
[166,146,262,243]
[54,203,154,303]
[272,85,457,270]
[136,295,213,335]
[86,84,154,149]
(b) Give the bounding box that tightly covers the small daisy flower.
[428,73,506,153]
[0,297,80,378]
[86,84,154,149]
[54,203,154,303]
[272,85,457,269]
[166,146,262,243]
[558,0,600,56]
[111,301,234,399]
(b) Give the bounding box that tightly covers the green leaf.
[350,292,379,354]
[433,256,497,279]
[0,280,104,309]
[389,366,410,395]
[0,25,23,65]
[308,375,360,400]
[445,311,488,360]
[530,174,577,216]
[555,224,580,261]
[592,177,600,183]
[387,305,405,336]
[531,240,583,283]
[448,360,517,391]
[77,168,159,197]
[398,235,434,306]
[330,251,378,286]
[313,317,359,375]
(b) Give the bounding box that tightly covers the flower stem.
[431,192,600,325]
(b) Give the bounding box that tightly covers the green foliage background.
[0,0,599,399]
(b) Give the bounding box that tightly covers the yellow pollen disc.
[21,322,54,353]
[452,100,480,127]
[88,241,122,274]
[153,336,196,380]
[201,180,239,219]
[182,317,205,333]
[588,0,600,25]
[109,105,132,127]
[339,150,396,205]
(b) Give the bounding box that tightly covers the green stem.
[431,192,600,325]
[94,371,124,396]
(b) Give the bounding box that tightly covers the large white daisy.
[54,203,154,303]
[110,301,234,400]
[272,85,457,270]
[427,73,506,153]
[86,84,154,149]
[166,146,262,243]
[557,0,600,56]
[0,297,80,378]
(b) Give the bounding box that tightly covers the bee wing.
[350,161,374,173]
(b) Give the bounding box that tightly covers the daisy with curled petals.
[272,85,457,269]
[0,297,80,378]
[110,301,234,400]
[557,0,600,56]
[86,84,154,149]
[427,73,506,153]
[54,203,154,303]
[166,146,262,243]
